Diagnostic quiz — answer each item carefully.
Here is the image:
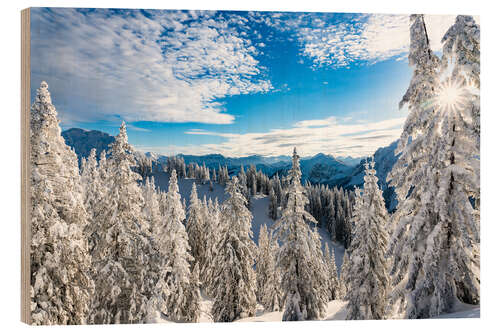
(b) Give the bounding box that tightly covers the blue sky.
[30,8,457,157]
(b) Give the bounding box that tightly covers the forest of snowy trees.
[29,14,480,325]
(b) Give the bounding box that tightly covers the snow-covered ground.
[152,172,345,272]
[434,301,480,319]
[153,298,349,323]
[153,296,479,323]
[150,171,478,322]
[237,300,348,322]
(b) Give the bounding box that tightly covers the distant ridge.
[62,127,399,210]
[62,128,115,160]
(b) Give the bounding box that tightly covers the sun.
[435,78,468,113]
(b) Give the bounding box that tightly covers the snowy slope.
[153,299,348,323]
[236,300,348,322]
[151,171,344,272]
[153,297,479,323]
[148,171,479,323]
[434,301,480,319]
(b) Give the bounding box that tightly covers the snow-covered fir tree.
[30,81,94,325]
[441,15,481,206]
[256,225,282,311]
[80,148,104,255]
[442,15,480,95]
[211,177,257,322]
[142,177,162,235]
[185,263,202,323]
[338,250,350,300]
[140,177,164,319]
[345,161,390,320]
[264,237,283,312]
[387,14,480,319]
[161,170,200,322]
[80,148,100,211]
[204,199,222,295]
[274,148,329,321]
[268,186,278,220]
[185,183,207,273]
[323,243,339,301]
[90,122,151,324]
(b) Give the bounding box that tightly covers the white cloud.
[296,14,464,68]
[171,116,406,158]
[30,9,272,125]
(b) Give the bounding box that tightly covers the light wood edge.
[21,7,31,325]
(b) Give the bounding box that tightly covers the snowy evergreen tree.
[185,183,207,272]
[256,224,282,311]
[140,177,164,319]
[211,177,257,322]
[185,263,202,323]
[161,170,199,322]
[441,15,481,204]
[345,161,390,320]
[30,81,94,325]
[274,175,283,206]
[90,122,150,324]
[256,225,283,312]
[338,250,350,300]
[323,243,339,301]
[387,14,480,319]
[268,187,278,220]
[204,199,222,294]
[442,16,480,91]
[80,148,104,255]
[211,168,217,183]
[274,148,328,321]
[255,225,269,303]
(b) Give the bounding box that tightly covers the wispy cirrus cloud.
[30,8,272,126]
[143,116,406,158]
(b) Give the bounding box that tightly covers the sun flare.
[435,78,468,113]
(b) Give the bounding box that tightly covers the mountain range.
[62,127,399,210]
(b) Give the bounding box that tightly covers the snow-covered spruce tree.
[238,165,251,208]
[161,170,200,322]
[90,122,150,324]
[256,225,282,311]
[140,176,165,320]
[185,263,202,323]
[98,150,109,182]
[441,15,481,207]
[441,15,480,97]
[204,199,222,295]
[142,177,162,236]
[387,14,480,319]
[268,186,278,220]
[185,183,207,273]
[80,148,104,255]
[274,148,329,321]
[264,237,283,312]
[345,161,390,320]
[338,250,350,300]
[337,189,361,301]
[30,81,94,325]
[323,243,339,301]
[211,177,257,322]
[256,224,270,304]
